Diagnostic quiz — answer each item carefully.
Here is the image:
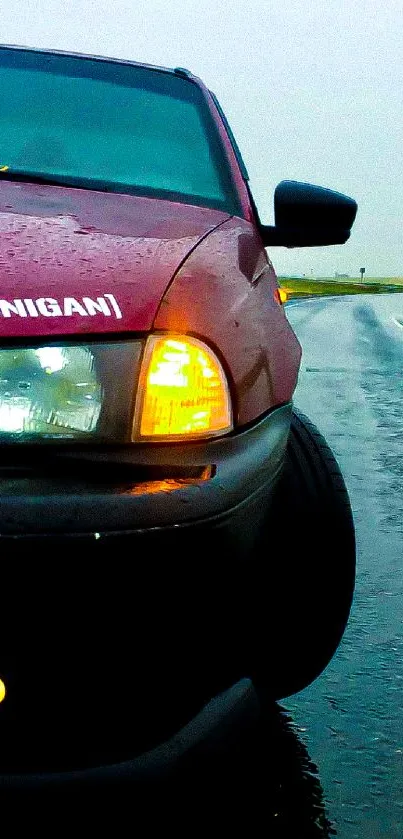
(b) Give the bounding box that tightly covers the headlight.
[0,336,233,444]
[0,346,102,434]
[133,335,233,441]
[0,341,142,442]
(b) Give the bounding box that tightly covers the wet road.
[283,293,403,838]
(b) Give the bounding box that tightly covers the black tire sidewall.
[250,409,356,699]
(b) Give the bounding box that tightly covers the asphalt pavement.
[283,293,403,839]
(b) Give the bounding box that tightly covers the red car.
[0,46,356,791]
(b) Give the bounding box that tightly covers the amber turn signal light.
[134,335,232,441]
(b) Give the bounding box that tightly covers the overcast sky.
[1,0,402,276]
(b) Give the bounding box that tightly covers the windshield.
[0,48,240,213]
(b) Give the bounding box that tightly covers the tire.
[250,408,356,699]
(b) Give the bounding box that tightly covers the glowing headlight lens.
[0,345,102,437]
[134,335,232,440]
[0,337,232,444]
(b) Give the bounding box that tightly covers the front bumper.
[0,403,292,543]
[0,404,291,778]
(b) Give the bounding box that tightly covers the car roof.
[0,43,202,86]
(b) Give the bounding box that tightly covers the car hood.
[0,182,230,338]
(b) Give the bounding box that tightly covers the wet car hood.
[0,182,230,338]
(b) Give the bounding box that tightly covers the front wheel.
[250,408,356,699]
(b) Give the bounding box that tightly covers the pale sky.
[1,0,402,277]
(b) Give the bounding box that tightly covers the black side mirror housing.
[261,180,357,248]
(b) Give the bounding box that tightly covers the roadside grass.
[277,276,403,301]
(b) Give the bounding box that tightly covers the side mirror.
[261,180,357,248]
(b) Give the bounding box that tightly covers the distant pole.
[360,267,365,280]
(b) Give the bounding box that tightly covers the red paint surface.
[154,217,301,425]
[0,183,229,338]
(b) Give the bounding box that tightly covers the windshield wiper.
[0,168,77,188]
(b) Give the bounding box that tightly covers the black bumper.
[0,405,291,778]
[0,403,291,542]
